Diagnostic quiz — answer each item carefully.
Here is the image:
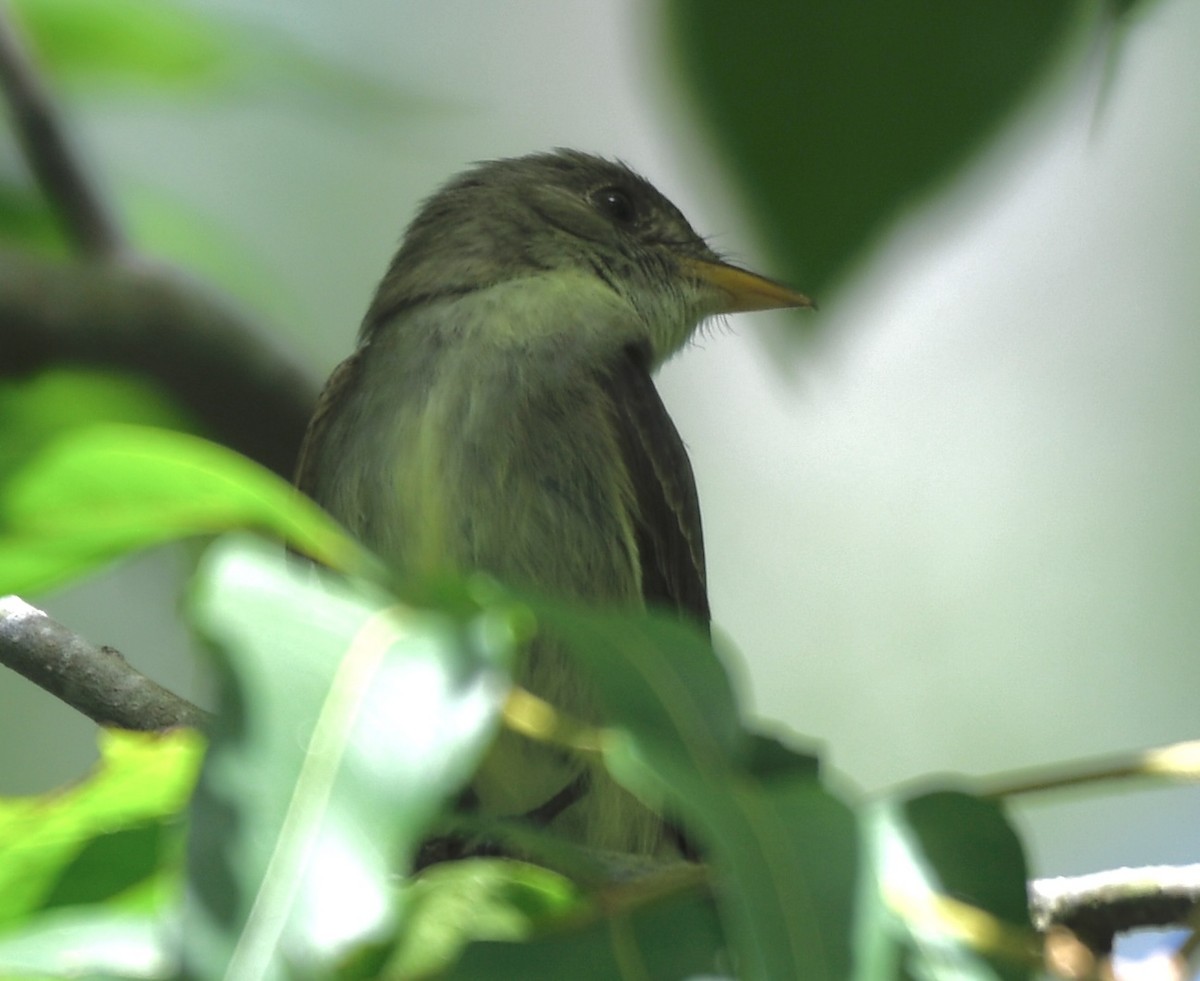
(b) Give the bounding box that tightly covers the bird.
[295,149,812,858]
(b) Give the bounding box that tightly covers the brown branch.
[1031,864,1200,955]
[0,6,127,259]
[0,2,318,744]
[0,249,319,480]
[0,595,210,730]
[0,4,320,479]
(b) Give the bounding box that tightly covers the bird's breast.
[347,336,644,610]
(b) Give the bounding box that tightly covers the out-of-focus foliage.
[0,427,1041,978]
[0,729,200,930]
[0,370,187,481]
[668,1,1096,299]
[0,184,63,254]
[10,0,412,105]
[0,0,431,304]
[0,424,375,596]
[0,0,1184,976]
[183,536,514,978]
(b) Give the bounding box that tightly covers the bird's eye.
[592,186,637,225]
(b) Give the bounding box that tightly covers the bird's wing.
[603,346,710,629]
[293,349,364,497]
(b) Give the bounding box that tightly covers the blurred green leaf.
[447,881,725,981]
[1106,0,1161,19]
[10,0,440,113]
[124,185,300,326]
[903,792,1031,933]
[0,369,188,482]
[0,183,66,254]
[38,824,169,912]
[531,603,857,981]
[669,1,1089,299]
[12,0,229,90]
[183,536,514,979]
[0,906,172,979]
[0,424,373,596]
[537,607,745,769]
[385,858,585,977]
[0,728,201,929]
[862,790,1036,981]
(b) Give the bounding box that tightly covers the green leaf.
[12,0,230,90]
[535,607,745,769]
[182,536,515,979]
[37,824,170,912]
[0,728,201,929]
[448,883,725,981]
[385,858,585,977]
[0,183,66,254]
[862,790,1036,981]
[0,370,187,483]
[0,424,373,596]
[1106,0,1161,19]
[530,603,857,981]
[400,859,722,981]
[903,792,1031,932]
[669,1,1089,299]
[10,0,438,113]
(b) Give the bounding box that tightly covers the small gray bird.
[296,150,811,857]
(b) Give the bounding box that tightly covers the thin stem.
[0,3,128,258]
[984,740,1200,799]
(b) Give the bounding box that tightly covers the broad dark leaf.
[668,1,1087,299]
[861,790,1036,981]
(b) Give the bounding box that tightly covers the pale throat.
[423,268,701,365]
[352,274,643,577]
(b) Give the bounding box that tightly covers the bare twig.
[0,4,127,258]
[0,595,210,730]
[0,2,317,742]
[985,741,1200,800]
[0,250,319,480]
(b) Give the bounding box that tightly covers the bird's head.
[362,149,812,362]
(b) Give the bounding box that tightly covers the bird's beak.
[682,257,814,314]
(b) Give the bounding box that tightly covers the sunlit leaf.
[0,424,373,596]
[0,370,187,481]
[0,728,201,928]
[182,536,514,978]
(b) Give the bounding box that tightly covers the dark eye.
[592,186,637,225]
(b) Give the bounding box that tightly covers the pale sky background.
[3,0,1199,918]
